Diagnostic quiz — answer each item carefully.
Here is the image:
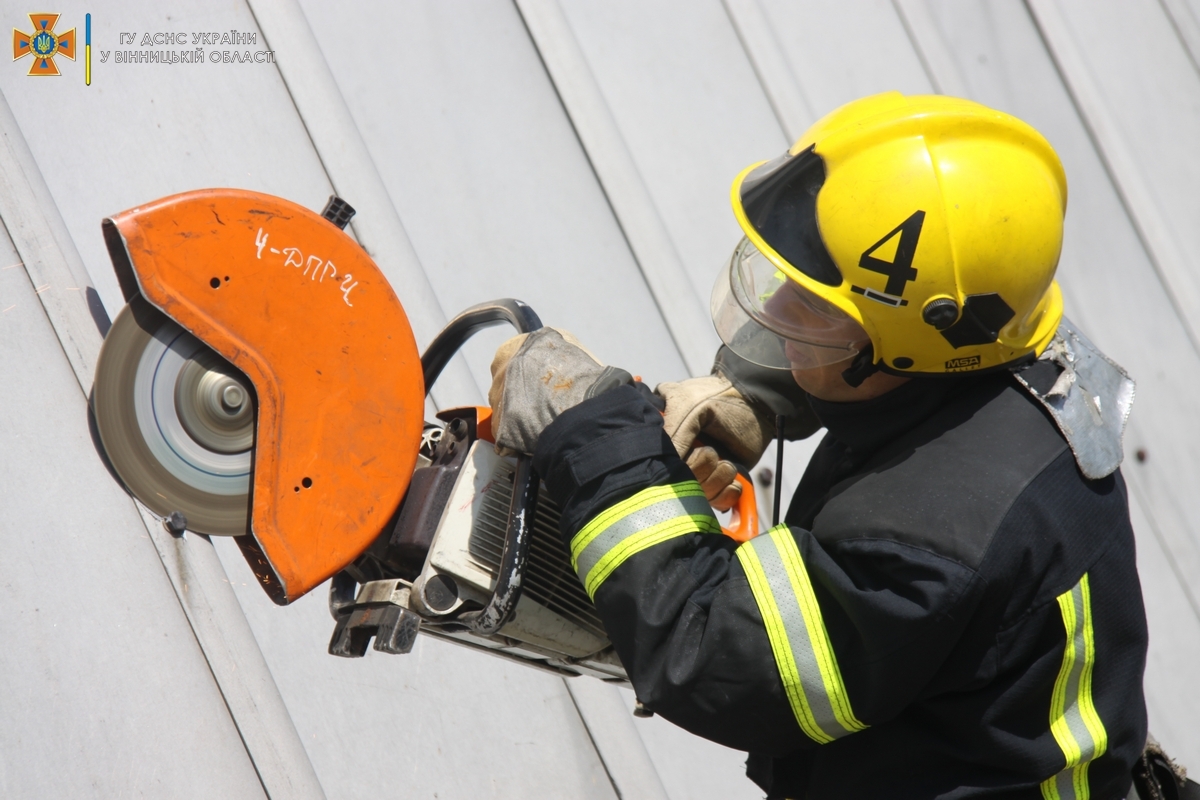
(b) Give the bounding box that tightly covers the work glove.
[659,347,822,463]
[657,347,822,512]
[657,373,775,466]
[656,373,766,513]
[685,445,742,512]
[489,328,632,456]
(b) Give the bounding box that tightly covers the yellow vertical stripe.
[1048,588,1082,766]
[1040,573,1107,800]
[1076,576,1108,761]
[772,528,867,735]
[737,541,832,744]
[736,526,866,744]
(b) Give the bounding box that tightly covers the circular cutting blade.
[93,297,254,535]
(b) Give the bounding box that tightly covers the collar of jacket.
[806,376,970,456]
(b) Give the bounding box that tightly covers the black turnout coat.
[533,355,1147,800]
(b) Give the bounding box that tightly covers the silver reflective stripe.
[574,494,715,583]
[570,482,720,598]
[737,526,866,744]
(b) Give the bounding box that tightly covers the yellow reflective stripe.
[780,529,865,736]
[1042,764,1092,800]
[737,525,867,744]
[1077,577,1108,761]
[739,538,829,743]
[1040,573,1108,800]
[570,481,720,599]
[571,482,707,563]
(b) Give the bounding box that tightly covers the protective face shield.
[711,237,871,371]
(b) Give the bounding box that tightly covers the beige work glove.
[656,373,774,513]
[488,328,632,456]
[656,374,775,465]
[685,445,742,512]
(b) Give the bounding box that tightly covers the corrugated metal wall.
[1,1,1197,797]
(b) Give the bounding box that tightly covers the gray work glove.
[488,328,632,456]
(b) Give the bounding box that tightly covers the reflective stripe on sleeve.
[570,481,720,599]
[736,525,867,744]
[1041,573,1108,800]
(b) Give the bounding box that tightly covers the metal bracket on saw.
[329,579,421,657]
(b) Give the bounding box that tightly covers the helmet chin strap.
[841,345,880,388]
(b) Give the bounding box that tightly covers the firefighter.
[489,93,1149,799]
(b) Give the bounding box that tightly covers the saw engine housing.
[330,406,626,681]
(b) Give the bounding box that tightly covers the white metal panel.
[758,0,934,119]
[1031,0,1200,353]
[301,0,689,392]
[619,687,763,800]
[245,0,480,409]
[211,541,620,800]
[516,0,718,377]
[566,679,671,800]
[0,72,326,798]
[898,0,1200,763]
[555,0,789,299]
[1165,0,1200,72]
[0,228,265,798]
[1130,484,1200,766]
[722,0,816,140]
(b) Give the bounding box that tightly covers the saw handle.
[420,298,542,391]
[420,299,543,636]
[684,431,760,542]
[721,473,759,542]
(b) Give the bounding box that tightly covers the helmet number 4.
[853,210,925,308]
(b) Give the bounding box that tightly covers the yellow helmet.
[714,92,1066,379]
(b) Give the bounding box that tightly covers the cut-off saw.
[91,189,757,681]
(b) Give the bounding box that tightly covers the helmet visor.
[738,146,842,287]
[711,237,870,370]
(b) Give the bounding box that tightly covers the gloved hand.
[656,373,775,466]
[489,328,632,456]
[658,347,822,471]
[685,445,742,512]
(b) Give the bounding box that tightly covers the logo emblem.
[13,14,75,76]
[945,355,982,372]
